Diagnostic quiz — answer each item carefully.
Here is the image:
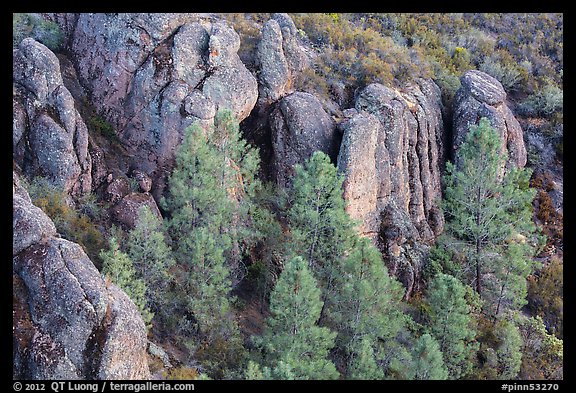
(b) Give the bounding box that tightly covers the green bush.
[479,57,523,91]
[24,176,105,267]
[519,83,563,117]
[13,13,64,51]
[87,112,118,142]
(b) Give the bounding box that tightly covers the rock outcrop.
[59,13,258,200]
[112,192,162,230]
[256,13,307,106]
[270,92,339,187]
[453,70,527,172]
[337,78,445,298]
[13,171,150,380]
[13,38,92,197]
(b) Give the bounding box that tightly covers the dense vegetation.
[90,113,560,380]
[16,13,562,381]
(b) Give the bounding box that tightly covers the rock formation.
[270,92,339,187]
[256,13,307,106]
[112,192,162,230]
[453,70,527,172]
[58,13,258,200]
[13,171,150,380]
[337,78,445,297]
[13,38,92,197]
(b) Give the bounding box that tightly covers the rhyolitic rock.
[270,92,339,187]
[12,171,150,380]
[13,38,92,197]
[58,13,258,200]
[337,78,445,298]
[453,70,527,173]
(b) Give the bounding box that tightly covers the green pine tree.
[411,333,449,380]
[125,206,174,317]
[440,117,538,317]
[161,110,260,378]
[333,237,408,379]
[494,318,523,380]
[427,273,477,379]
[100,237,153,326]
[285,151,356,309]
[258,256,339,380]
[284,152,412,379]
[347,337,384,380]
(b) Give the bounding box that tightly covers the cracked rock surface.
[13,38,92,198]
[58,13,258,200]
[337,79,445,298]
[12,171,150,380]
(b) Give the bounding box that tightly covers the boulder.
[453,70,527,173]
[104,176,132,205]
[12,171,150,379]
[13,38,92,197]
[270,92,338,187]
[111,192,162,230]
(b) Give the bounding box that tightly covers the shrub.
[24,176,105,267]
[479,57,523,91]
[519,83,563,117]
[13,13,64,51]
[527,257,563,339]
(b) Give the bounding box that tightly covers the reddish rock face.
[337,78,445,298]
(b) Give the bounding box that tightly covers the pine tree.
[160,110,260,377]
[427,273,477,379]
[125,206,174,317]
[333,237,407,379]
[411,333,449,380]
[441,117,538,317]
[258,256,339,380]
[494,318,523,379]
[347,337,384,380]
[285,151,356,308]
[284,152,412,379]
[100,237,153,326]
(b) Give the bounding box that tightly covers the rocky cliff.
[13,38,92,198]
[13,171,150,380]
[13,15,533,377]
[58,13,258,201]
[337,79,445,297]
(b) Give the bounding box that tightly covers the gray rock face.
[13,172,150,380]
[270,92,338,187]
[13,38,92,197]
[61,13,258,200]
[453,70,527,172]
[256,14,307,106]
[338,79,445,298]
